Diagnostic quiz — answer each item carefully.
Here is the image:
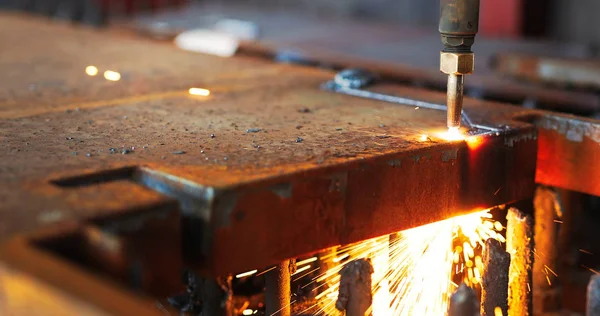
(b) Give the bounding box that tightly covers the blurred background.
[0,0,598,42]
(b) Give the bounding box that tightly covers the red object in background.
[480,0,523,37]
[100,0,187,16]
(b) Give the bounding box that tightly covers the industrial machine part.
[0,12,599,316]
[439,0,480,130]
[491,52,600,91]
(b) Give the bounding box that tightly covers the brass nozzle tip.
[446,74,464,129]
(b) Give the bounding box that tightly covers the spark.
[296,257,318,266]
[580,249,594,255]
[292,265,313,276]
[235,269,258,278]
[293,267,321,282]
[554,220,563,224]
[419,134,430,142]
[310,209,503,315]
[582,265,599,274]
[332,253,349,263]
[103,70,121,82]
[85,65,98,76]
[255,266,277,276]
[242,310,254,315]
[544,265,558,277]
[494,306,504,316]
[188,87,211,96]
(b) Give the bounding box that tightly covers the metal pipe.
[533,186,562,314]
[506,207,533,316]
[481,239,510,316]
[449,283,480,316]
[265,260,292,316]
[335,259,374,316]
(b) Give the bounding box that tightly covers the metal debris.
[449,284,480,316]
[172,150,186,155]
[65,137,74,140]
[481,239,510,316]
[202,275,234,316]
[377,135,391,139]
[334,68,375,89]
[336,258,374,316]
[296,125,303,129]
[121,149,133,155]
[72,152,77,155]
[168,270,202,315]
[246,128,262,133]
[86,153,92,157]
[587,274,600,316]
[298,107,311,113]
[210,134,215,138]
[109,148,117,154]
[506,208,533,316]
[296,137,304,143]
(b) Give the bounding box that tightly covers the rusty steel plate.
[0,13,534,257]
[0,14,597,314]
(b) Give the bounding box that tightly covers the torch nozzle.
[446,74,464,130]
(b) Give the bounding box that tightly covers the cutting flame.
[188,87,211,96]
[440,127,465,141]
[306,209,503,315]
[103,70,121,82]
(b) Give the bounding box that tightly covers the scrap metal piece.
[202,276,234,316]
[492,53,600,90]
[335,258,374,316]
[481,239,510,316]
[588,274,600,316]
[334,68,376,89]
[506,208,533,316]
[449,283,480,316]
[533,186,562,315]
[265,260,293,316]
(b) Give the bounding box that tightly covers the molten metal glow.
[103,70,121,82]
[188,87,211,96]
[85,65,98,76]
[440,127,465,141]
[310,210,503,315]
[235,269,258,278]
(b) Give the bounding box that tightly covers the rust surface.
[0,13,597,314]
